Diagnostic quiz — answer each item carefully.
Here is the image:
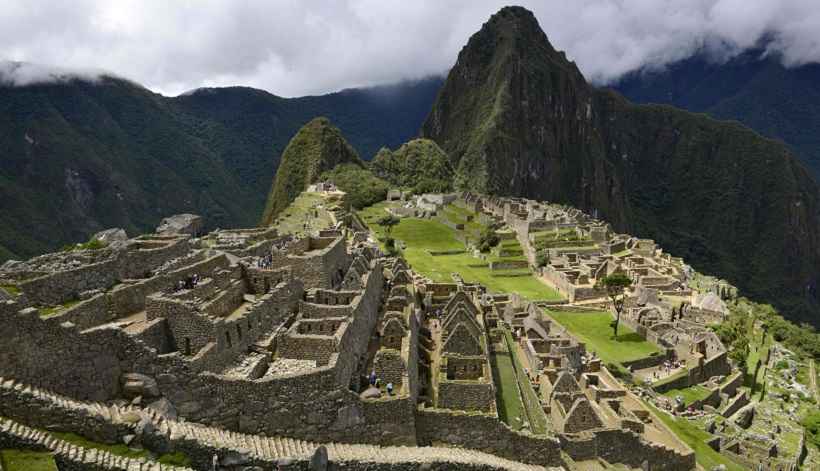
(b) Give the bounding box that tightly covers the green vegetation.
[371,138,453,193]
[0,74,442,263]
[803,409,820,450]
[0,450,58,471]
[49,431,190,466]
[643,402,745,471]
[662,384,711,406]
[320,163,389,209]
[545,309,661,366]
[62,237,107,252]
[503,329,549,434]
[477,227,500,253]
[595,273,632,337]
[0,428,191,470]
[261,117,363,224]
[0,284,20,296]
[358,203,561,301]
[39,299,81,318]
[490,351,527,430]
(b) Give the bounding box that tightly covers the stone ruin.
[0,200,699,470]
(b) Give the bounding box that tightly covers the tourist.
[369,370,376,385]
[387,382,394,395]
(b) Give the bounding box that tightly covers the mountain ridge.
[613,47,820,180]
[0,75,442,260]
[421,5,820,324]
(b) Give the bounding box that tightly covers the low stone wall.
[416,408,564,468]
[590,428,695,471]
[300,301,355,318]
[719,372,744,398]
[622,352,668,371]
[721,390,749,418]
[489,260,529,271]
[51,293,111,330]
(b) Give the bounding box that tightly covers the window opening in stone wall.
[237,324,242,340]
[226,331,232,348]
[184,337,191,355]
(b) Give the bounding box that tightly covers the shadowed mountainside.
[421,6,820,324]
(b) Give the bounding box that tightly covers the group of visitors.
[257,254,273,269]
[369,370,394,396]
[173,273,200,292]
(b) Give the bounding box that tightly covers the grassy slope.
[545,310,661,365]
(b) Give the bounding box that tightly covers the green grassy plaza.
[544,309,661,366]
[358,202,563,301]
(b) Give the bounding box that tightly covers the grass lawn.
[358,207,563,301]
[503,329,549,434]
[662,385,711,405]
[545,310,661,365]
[0,450,57,471]
[490,352,527,430]
[644,402,745,471]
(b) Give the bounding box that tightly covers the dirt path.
[810,359,819,404]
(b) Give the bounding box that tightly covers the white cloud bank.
[0,0,818,97]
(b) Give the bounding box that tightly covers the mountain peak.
[260,117,361,224]
[422,7,820,322]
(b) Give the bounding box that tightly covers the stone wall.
[53,293,110,330]
[436,380,496,412]
[416,408,564,468]
[374,348,405,386]
[0,307,123,401]
[289,236,351,289]
[20,258,119,306]
[621,352,668,371]
[489,260,529,271]
[589,428,695,471]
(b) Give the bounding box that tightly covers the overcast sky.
[2,0,820,97]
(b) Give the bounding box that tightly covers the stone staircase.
[0,376,555,470]
[0,417,193,471]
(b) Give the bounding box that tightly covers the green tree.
[377,215,400,236]
[595,273,633,338]
[535,251,549,268]
[478,227,500,253]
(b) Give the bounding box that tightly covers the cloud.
[0,0,818,97]
[0,61,113,87]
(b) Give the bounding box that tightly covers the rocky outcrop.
[422,6,820,323]
[156,214,203,237]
